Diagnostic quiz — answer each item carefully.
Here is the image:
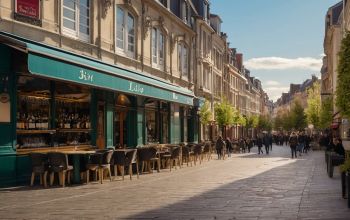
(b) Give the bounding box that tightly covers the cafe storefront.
[0,32,198,186]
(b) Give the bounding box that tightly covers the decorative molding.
[14,12,42,27]
[170,34,186,53]
[123,0,132,6]
[101,0,112,19]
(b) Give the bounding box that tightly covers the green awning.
[0,32,194,105]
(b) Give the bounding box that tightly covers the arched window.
[178,43,188,79]
[151,28,165,69]
[116,6,135,58]
[62,0,90,42]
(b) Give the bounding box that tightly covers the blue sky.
[211,0,340,101]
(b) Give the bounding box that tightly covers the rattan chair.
[167,147,182,171]
[29,153,49,187]
[193,144,203,165]
[138,147,160,173]
[86,150,113,184]
[47,152,73,187]
[182,146,193,167]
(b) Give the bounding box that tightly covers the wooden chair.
[202,143,211,161]
[182,146,193,167]
[125,149,139,180]
[193,144,203,165]
[86,150,114,184]
[29,153,49,187]
[138,147,160,173]
[167,147,182,171]
[47,152,73,187]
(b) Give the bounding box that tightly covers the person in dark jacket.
[216,136,225,160]
[246,137,253,153]
[263,133,270,154]
[257,134,263,155]
[225,137,233,157]
[268,134,273,151]
[289,132,298,159]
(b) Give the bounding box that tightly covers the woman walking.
[216,136,225,160]
[289,132,298,159]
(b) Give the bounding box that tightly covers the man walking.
[269,133,273,151]
[263,133,270,154]
[216,135,225,160]
[289,132,298,159]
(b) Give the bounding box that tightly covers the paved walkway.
[0,145,349,219]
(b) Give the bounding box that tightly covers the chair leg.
[108,167,112,182]
[129,165,132,180]
[157,158,160,172]
[121,165,125,180]
[50,172,54,186]
[136,161,139,179]
[62,171,66,187]
[58,172,62,186]
[141,161,145,174]
[43,171,48,188]
[100,168,104,184]
[30,172,35,186]
[114,165,118,177]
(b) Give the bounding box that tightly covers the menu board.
[16,0,40,19]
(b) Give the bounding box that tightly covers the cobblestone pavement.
[0,145,349,220]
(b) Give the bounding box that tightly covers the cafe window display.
[145,100,158,143]
[16,75,52,148]
[16,75,92,149]
[55,82,91,146]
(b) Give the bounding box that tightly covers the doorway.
[114,94,130,147]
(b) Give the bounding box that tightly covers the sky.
[211,0,340,101]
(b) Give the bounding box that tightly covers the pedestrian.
[246,137,253,153]
[263,133,269,154]
[225,137,233,157]
[297,132,305,156]
[216,135,225,160]
[257,134,263,155]
[304,135,311,153]
[240,138,246,153]
[269,133,273,151]
[289,132,298,159]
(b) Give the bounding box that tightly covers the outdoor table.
[59,150,96,184]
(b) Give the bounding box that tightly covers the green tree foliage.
[305,81,321,128]
[320,97,333,129]
[214,98,235,127]
[290,101,307,130]
[258,115,272,131]
[245,115,259,129]
[199,100,212,125]
[336,31,350,119]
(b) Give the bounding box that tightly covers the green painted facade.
[0,34,199,187]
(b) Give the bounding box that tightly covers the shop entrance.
[114,94,130,147]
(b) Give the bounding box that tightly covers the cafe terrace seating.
[193,144,203,165]
[86,149,114,184]
[137,146,160,173]
[181,145,193,167]
[202,143,212,161]
[47,152,73,187]
[162,146,182,171]
[29,153,49,188]
[113,149,139,180]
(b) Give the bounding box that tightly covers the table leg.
[72,155,81,184]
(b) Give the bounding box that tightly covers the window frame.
[178,42,188,80]
[62,0,91,42]
[115,6,136,59]
[151,27,165,70]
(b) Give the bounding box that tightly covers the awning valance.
[0,32,194,105]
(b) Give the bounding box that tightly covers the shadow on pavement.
[123,153,348,220]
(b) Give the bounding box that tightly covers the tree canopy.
[290,101,307,130]
[336,31,350,119]
[214,98,235,127]
[320,97,333,129]
[199,100,212,125]
[305,81,321,128]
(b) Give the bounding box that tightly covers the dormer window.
[181,1,188,24]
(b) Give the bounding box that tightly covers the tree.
[214,98,236,135]
[336,31,350,119]
[199,100,212,126]
[258,115,272,132]
[320,97,333,129]
[305,81,321,128]
[246,115,259,129]
[290,101,307,130]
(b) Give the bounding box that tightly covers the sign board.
[14,0,41,26]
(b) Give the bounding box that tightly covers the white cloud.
[264,80,281,86]
[245,57,322,71]
[264,86,289,102]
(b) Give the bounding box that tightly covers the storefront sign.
[78,70,94,82]
[14,0,41,26]
[16,0,40,18]
[128,82,144,94]
[172,93,178,100]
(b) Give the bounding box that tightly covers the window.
[181,1,188,23]
[152,28,165,69]
[116,7,135,58]
[178,43,188,79]
[63,0,90,42]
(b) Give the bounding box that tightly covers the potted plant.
[340,158,350,208]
